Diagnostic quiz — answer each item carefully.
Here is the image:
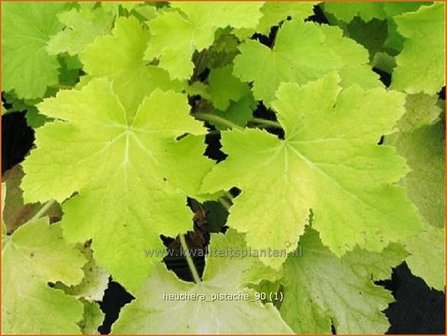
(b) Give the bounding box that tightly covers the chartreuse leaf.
[393,121,445,228]
[1,2,67,99]
[383,3,427,54]
[21,78,213,293]
[201,74,422,269]
[145,2,263,80]
[323,2,386,22]
[81,17,182,116]
[280,227,407,334]
[390,120,445,290]
[112,229,292,334]
[256,2,316,35]
[323,3,425,23]
[392,3,445,94]
[383,3,427,17]
[234,21,380,105]
[56,243,109,302]
[47,7,114,56]
[405,224,445,291]
[397,94,443,132]
[2,219,85,334]
[235,1,316,39]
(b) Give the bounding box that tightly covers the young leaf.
[280,228,407,334]
[233,21,380,105]
[81,17,182,116]
[324,3,424,24]
[145,2,263,80]
[256,2,316,35]
[323,3,387,22]
[397,94,443,132]
[47,7,114,56]
[405,224,445,291]
[207,65,250,111]
[201,74,422,269]
[112,230,292,334]
[391,3,445,94]
[2,219,85,334]
[392,120,445,228]
[21,78,213,293]
[2,2,67,99]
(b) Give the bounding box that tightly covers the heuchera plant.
[1,1,445,334]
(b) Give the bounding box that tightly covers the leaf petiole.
[194,113,244,130]
[179,234,201,284]
[250,118,282,129]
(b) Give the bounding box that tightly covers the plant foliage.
[1,1,445,334]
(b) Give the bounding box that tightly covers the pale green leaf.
[256,2,316,35]
[392,121,445,228]
[81,17,182,117]
[380,3,429,54]
[2,2,66,99]
[392,3,445,94]
[56,243,109,301]
[112,230,292,334]
[398,94,442,132]
[344,243,409,282]
[405,224,445,291]
[280,228,405,334]
[233,21,380,105]
[47,7,113,56]
[145,2,263,80]
[21,78,212,293]
[391,121,445,290]
[383,3,426,17]
[201,74,422,268]
[2,219,85,334]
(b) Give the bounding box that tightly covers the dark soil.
[1,112,34,174]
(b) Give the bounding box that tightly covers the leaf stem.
[179,234,201,284]
[224,191,234,201]
[30,199,56,222]
[49,84,72,90]
[251,118,282,128]
[194,113,243,130]
[218,197,231,210]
